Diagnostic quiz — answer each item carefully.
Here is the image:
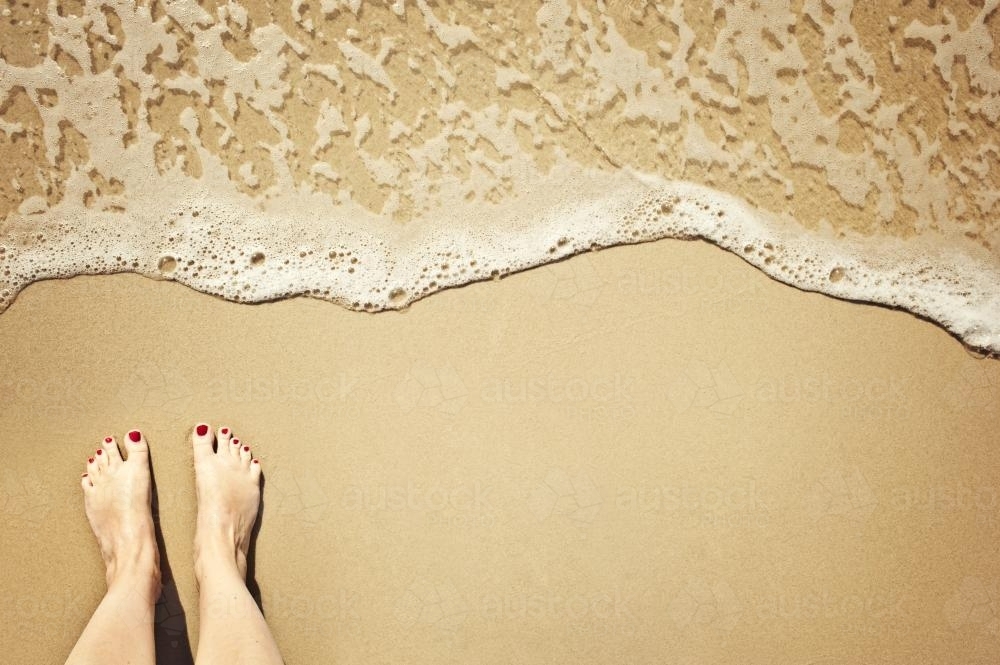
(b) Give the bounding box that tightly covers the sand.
[2,1,999,662]
[1,238,998,664]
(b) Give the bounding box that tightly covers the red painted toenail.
[252,459,259,464]
[88,458,94,463]
[104,437,112,443]
[243,446,250,452]
[96,449,102,455]
[233,438,240,445]
[221,428,229,435]
[128,430,141,442]
[196,424,208,436]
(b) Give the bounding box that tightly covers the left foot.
[80,430,161,598]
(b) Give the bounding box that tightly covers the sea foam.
[0,0,998,351]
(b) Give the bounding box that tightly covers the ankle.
[194,535,247,583]
[106,557,161,600]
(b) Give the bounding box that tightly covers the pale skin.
[66,424,284,665]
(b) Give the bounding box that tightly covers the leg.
[191,424,283,665]
[67,431,161,665]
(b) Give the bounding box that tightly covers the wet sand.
[0,238,998,664]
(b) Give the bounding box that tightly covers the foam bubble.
[0,0,998,352]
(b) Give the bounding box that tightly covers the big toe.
[125,429,149,455]
[192,423,214,458]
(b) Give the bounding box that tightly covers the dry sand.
[1,238,997,664]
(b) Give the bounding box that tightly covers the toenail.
[88,458,94,463]
[96,449,102,455]
[81,472,88,477]
[128,430,141,442]
[104,437,112,443]
[243,446,250,452]
[221,428,229,435]
[196,424,208,436]
[233,438,240,445]
[252,459,259,464]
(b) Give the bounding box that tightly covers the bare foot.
[191,423,262,582]
[80,430,161,597]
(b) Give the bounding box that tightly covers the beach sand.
[1,238,997,664]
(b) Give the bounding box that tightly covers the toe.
[217,426,233,449]
[250,458,262,481]
[239,443,252,467]
[80,472,93,490]
[94,446,109,470]
[229,437,243,460]
[86,455,99,476]
[192,423,214,458]
[101,436,122,466]
[125,429,149,456]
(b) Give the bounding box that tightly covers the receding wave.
[0,0,998,351]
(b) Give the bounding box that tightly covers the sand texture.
[1,239,998,664]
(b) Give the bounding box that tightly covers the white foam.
[0,0,998,353]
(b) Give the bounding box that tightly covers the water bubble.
[158,256,177,273]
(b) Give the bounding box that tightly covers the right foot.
[80,430,161,598]
[191,423,262,582]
